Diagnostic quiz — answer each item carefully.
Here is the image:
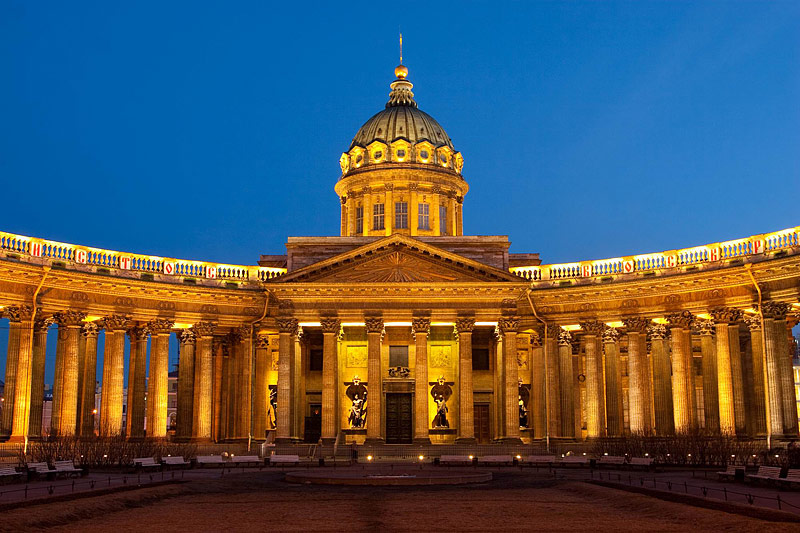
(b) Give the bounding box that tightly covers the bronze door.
[385,393,412,444]
[474,403,491,443]
[304,404,322,443]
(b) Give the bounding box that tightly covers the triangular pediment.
[273,235,523,284]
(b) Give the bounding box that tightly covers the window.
[373,203,384,230]
[389,345,409,367]
[373,150,382,160]
[309,349,323,372]
[439,206,448,235]
[355,206,364,234]
[395,201,408,229]
[420,150,429,160]
[418,202,429,230]
[472,348,490,370]
[396,149,406,158]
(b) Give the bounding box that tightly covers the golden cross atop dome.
[395,32,408,80]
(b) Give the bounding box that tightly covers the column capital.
[320,317,341,334]
[81,321,101,338]
[602,326,620,344]
[743,314,762,331]
[622,317,650,333]
[666,311,694,329]
[179,329,196,345]
[693,319,715,336]
[34,315,55,332]
[529,331,542,347]
[127,325,149,341]
[148,318,174,335]
[276,317,299,335]
[647,323,668,340]
[5,304,34,323]
[192,321,216,338]
[411,317,431,335]
[455,317,475,333]
[54,310,87,327]
[364,316,384,333]
[102,315,130,331]
[579,320,605,336]
[255,333,270,349]
[760,301,793,320]
[557,328,572,346]
[709,307,742,324]
[498,316,520,333]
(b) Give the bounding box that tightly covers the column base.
[454,437,476,445]
[6,435,28,444]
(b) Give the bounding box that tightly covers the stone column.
[99,316,128,436]
[191,323,215,441]
[762,302,798,436]
[212,338,223,441]
[710,308,745,435]
[125,326,148,439]
[696,319,720,433]
[238,326,253,439]
[276,318,298,442]
[530,332,546,439]
[175,329,196,439]
[28,315,54,438]
[8,306,35,442]
[602,327,623,437]
[667,311,695,432]
[455,317,476,442]
[648,324,674,435]
[51,310,86,436]
[581,321,605,439]
[544,326,561,437]
[365,317,384,442]
[412,317,431,443]
[557,329,575,438]
[147,319,173,438]
[320,317,341,444]
[623,317,652,435]
[77,322,100,437]
[253,332,270,441]
[743,315,768,435]
[499,316,521,442]
[1,306,27,437]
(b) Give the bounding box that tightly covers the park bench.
[717,464,741,481]
[230,455,263,466]
[26,462,58,479]
[53,460,83,478]
[133,457,162,472]
[597,455,626,467]
[438,455,473,466]
[196,455,225,467]
[477,455,514,466]
[268,455,301,466]
[779,469,800,489]
[162,456,190,469]
[0,465,23,483]
[628,457,654,470]
[559,456,590,467]
[746,466,783,484]
[523,455,557,467]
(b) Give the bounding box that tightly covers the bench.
[717,464,740,481]
[629,457,654,470]
[780,468,800,489]
[196,455,225,467]
[559,456,590,467]
[27,462,58,479]
[477,455,514,466]
[162,456,190,468]
[0,466,22,483]
[53,460,83,478]
[438,455,474,466]
[230,455,263,466]
[268,455,300,466]
[746,466,783,484]
[597,455,626,467]
[523,455,557,467]
[133,457,162,471]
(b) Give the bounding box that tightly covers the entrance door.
[474,403,491,444]
[385,393,412,444]
[304,404,322,443]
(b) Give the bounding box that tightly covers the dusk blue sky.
[1,2,798,383]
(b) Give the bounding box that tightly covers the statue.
[345,375,368,428]
[518,378,531,428]
[269,385,278,429]
[430,376,453,428]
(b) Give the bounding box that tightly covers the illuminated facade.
[0,64,799,447]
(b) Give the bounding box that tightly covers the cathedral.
[0,62,799,449]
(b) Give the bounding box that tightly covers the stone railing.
[0,231,286,284]
[510,225,800,282]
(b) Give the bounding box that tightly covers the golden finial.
[399,32,403,65]
[395,32,408,79]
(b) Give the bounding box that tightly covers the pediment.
[273,235,522,284]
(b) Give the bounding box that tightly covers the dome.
[340,65,463,176]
